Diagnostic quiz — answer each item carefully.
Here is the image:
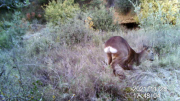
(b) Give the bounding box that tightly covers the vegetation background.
[0,0,180,100]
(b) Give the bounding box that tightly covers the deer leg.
[118,58,129,70]
[110,59,119,76]
[120,64,133,70]
[120,60,134,70]
[111,57,126,76]
[119,63,128,70]
[107,53,112,65]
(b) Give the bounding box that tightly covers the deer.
[104,36,154,76]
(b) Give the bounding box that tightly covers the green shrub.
[25,12,91,55]
[0,30,11,48]
[0,46,43,100]
[134,0,180,25]
[44,0,80,24]
[90,4,119,31]
[26,32,55,56]
[0,0,30,9]
[89,0,103,8]
[0,11,29,49]
[50,13,92,45]
[74,0,102,9]
[149,28,180,58]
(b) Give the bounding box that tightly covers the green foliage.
[134,0,180,25]
[0,47,43,101]
[89,0,103,8]
[44,0,80,24]
[0,11,29,49]
[74,0,102,8]
[90,4,119,31]
[26,31,54,56]
[26,12,91,56]
[0,10,14,21]
[0,0,30,9]
[149,28,180,61]
[50,13,91,45]
[0,30,11,49]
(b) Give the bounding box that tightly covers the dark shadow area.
[120,22,139,30]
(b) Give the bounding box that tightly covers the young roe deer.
[104,36,154,76]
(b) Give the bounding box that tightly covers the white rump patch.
[104,46,117,53]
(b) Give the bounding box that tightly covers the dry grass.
[34,42,125,100]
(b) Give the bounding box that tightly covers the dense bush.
[89,0,102,8]
[74,0,102,9]
[0,0,30,9]
[134,0,180,25]
[25,12,92,56]
[148,28,180,60]
[0,11,29,49]
[90,4,119,31]
[26,32,54,56]
[44,0,80,24]
[0,46,43,100]
[50,13,92,45]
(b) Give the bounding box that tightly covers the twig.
[0,4,6,8]
[5,96,30,101]
[12,50,25,96]
[0,62,6,77]
[0,70,5,77]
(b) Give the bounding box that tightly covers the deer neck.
[136,50,146,65]
[129,49,139,66]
